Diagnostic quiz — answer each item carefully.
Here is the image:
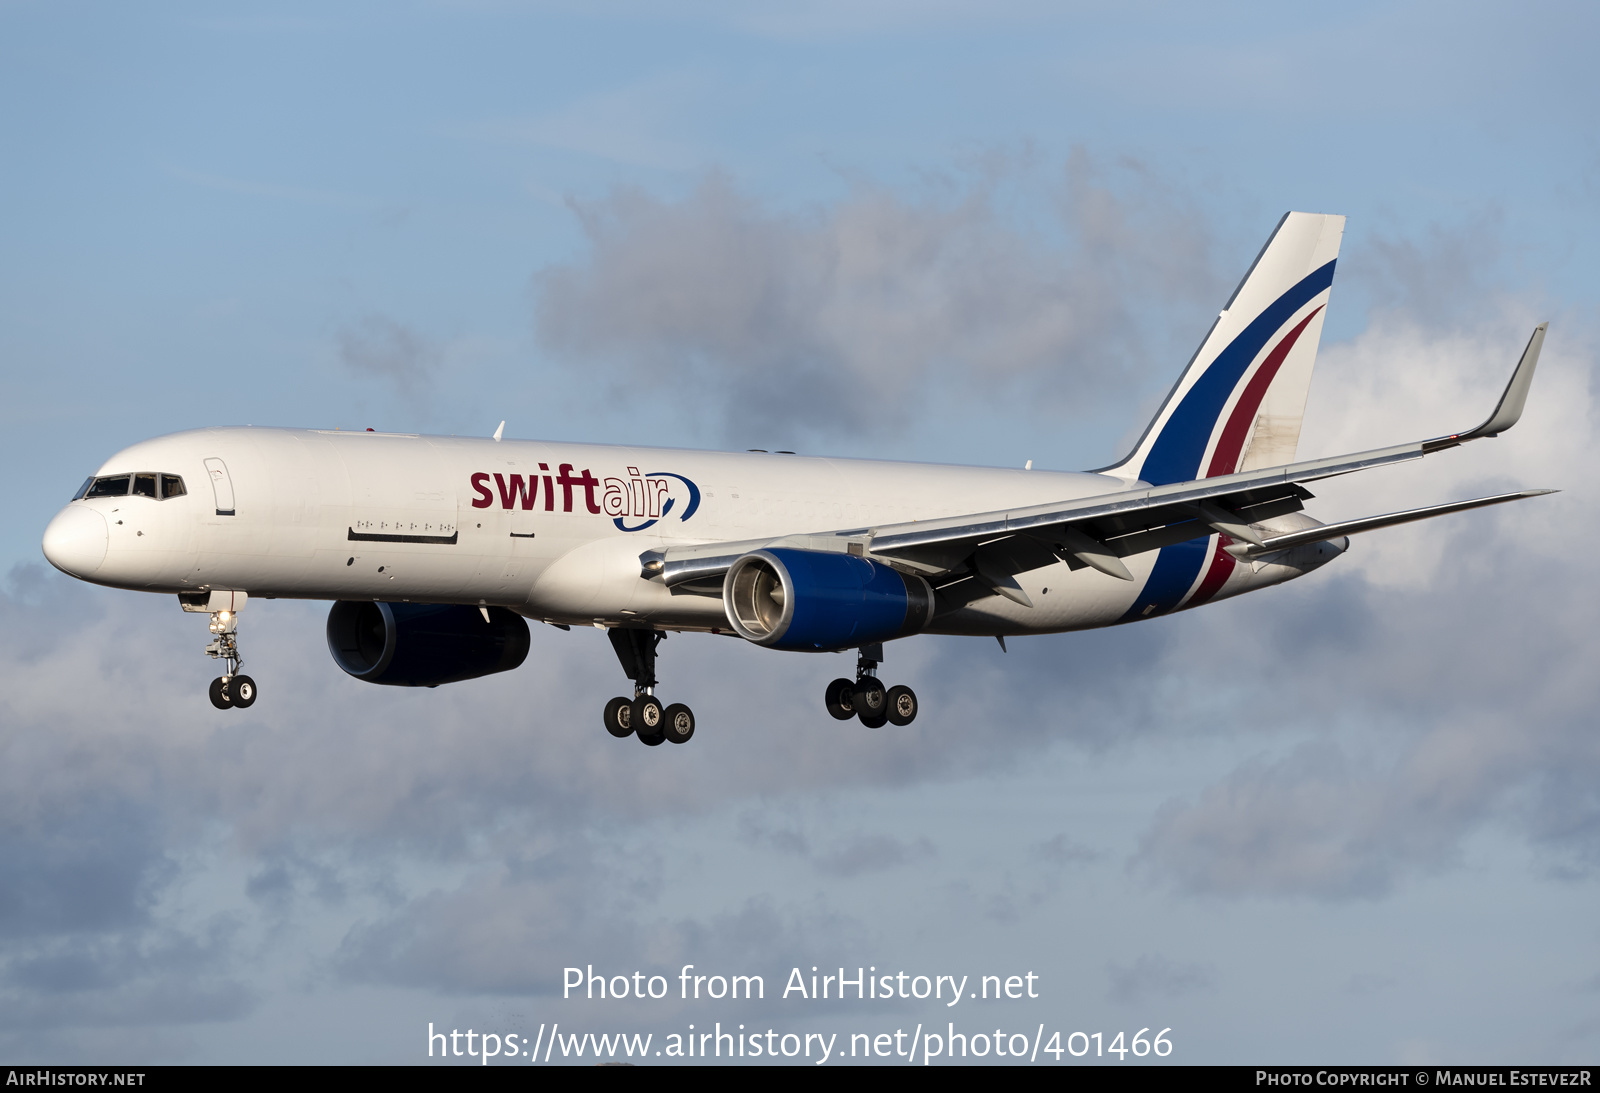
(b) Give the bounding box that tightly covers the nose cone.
[42,506,108,577]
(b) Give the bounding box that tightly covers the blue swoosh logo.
[614,471,701,533]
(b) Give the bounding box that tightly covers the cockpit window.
[78,472,187,500]
[85,474,131,498]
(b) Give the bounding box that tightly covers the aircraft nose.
[42,506,109,577]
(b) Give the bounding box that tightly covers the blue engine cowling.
[722,548,934,652]
[326,601,530,687]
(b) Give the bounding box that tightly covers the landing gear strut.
[602,627,695,745]
[825,643,916,728]
[204,607,256,710]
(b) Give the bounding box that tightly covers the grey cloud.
[1344,972,1396,996]
[337,315,441,392]
[0,914,253,1031]
[245,852,348,911]
[1134,742,1410,899]
[739,813,938,877]
[1349,212,1508,331]
[337,846,867,999]
[532,153,1226,446]
[814,833,935,878]
[0,562,108,664]
[0,801,171,939]
[1035,833,1098,865]
[1106,955,1216,1006]
[0,975,254,1034]
[334,841,651,995]
[738,812,810,857]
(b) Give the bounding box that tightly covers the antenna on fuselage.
[493,421,505,442]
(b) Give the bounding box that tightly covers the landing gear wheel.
[231,675,257,708]
[632,696,665,746]
[208,677,233,710]
[885,685,917,726]
[824,678,856,720]
[851,677,887,720]
[663,703,695,744]
[603,696,634,737]
[859,708,889,729]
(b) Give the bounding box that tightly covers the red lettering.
[539,464,554,511]
[556,463,580,513]
[493,472,536,510]
[577,468,602,514]
[470,472,493,509]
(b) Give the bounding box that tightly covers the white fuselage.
[42,427,1340,638]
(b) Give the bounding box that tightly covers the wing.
[642,324,1554,606]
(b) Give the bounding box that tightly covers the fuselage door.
[204,458,236,516]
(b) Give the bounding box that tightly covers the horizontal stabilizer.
[1231,489,1557,556]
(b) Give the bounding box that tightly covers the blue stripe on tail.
[1138,260,1336,487]
[1118,260,1335,622]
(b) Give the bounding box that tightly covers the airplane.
[40,212,1553,745]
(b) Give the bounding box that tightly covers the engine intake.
[326,601,530,687]
[722,548,933,652]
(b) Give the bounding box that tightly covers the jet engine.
[325,601,530,687]
[722,548,934,652]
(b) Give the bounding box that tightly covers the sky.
[2,0,1599,1066]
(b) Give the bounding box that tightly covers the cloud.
[814,833,935,878]
[337,315,441,394]
[1353,212,1509,331]
[738,813,936,877]
[1135,742,1435,899]
[1035,833,1098,865]
[1106,954,1216,1006]
[532,153,1227,447]
[0,801,171,940]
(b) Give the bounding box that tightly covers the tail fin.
[1103,212,1345,485]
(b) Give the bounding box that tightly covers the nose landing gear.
[200,602,256,710]
[825,644,916,728]
[602,628,695,746]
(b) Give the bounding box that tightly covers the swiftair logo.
[470,466,700,533]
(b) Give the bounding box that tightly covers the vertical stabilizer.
[1103,212,1345,485]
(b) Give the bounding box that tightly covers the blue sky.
[2,0,1599,1064]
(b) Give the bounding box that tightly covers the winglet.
[1428,324,1547,450]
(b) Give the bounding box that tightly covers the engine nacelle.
[326,601,530,687]
[722,548,934,652]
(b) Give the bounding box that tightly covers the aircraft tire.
[858,708,889,729]
[209,677,233,709]
[851,677,887,720]
[632,696,665,746]
[663,703,695,744]
[603,696,633,738]
[232,675,258,708]
[885,685,917,726]
[824,678,856,720]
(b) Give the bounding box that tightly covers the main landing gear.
[825,643,916,729]
[204,607,256,711]
[602,628,695,746]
